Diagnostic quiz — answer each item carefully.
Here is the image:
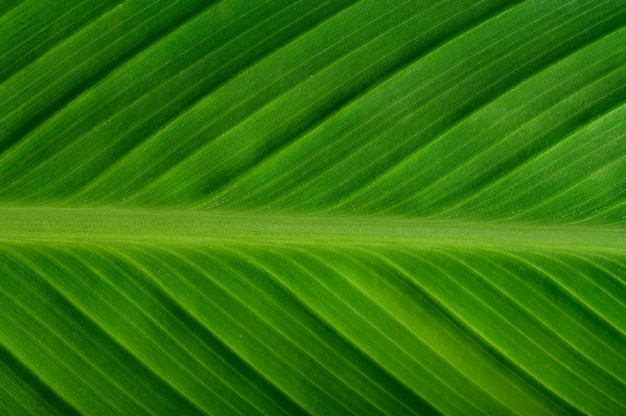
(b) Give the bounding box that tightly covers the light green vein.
[0,207,623,250]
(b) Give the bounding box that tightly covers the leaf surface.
[1,1,625,415]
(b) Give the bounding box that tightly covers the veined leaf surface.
[1,1,625,414]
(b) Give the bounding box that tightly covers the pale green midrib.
[0,207,624,251]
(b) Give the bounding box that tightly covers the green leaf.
[1,1,625,415]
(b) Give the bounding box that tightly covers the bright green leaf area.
[1,0,625,415]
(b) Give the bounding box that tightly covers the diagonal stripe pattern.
[0,1,625,415]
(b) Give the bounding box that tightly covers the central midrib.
[0,206,624,250]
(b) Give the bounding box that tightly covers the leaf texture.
[0,1,625,415]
